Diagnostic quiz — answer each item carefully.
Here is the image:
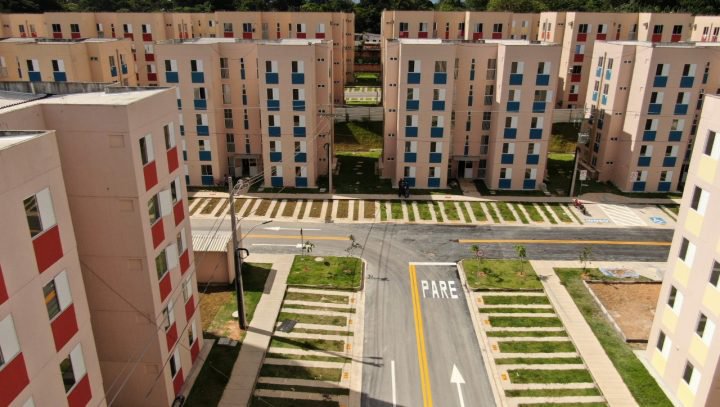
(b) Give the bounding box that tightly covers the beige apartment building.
[0,128,105,407]
[382,38,560,190]
[0,87,201,406]
[0,11,354,102]
[580,41,720,192]
[156,38,333,188]
[646,94,720,407]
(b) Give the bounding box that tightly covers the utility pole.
[228,176,248,329]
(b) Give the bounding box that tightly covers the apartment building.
[646,94,720,407]
[581,41,720,192]
[0,37,136,85]
[0,87,201,406]
[382,39,560,190]
[156,38,333,188]
[0,11,354,102]
[0,129,105,407]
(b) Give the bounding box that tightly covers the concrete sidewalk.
[218,254,294,407]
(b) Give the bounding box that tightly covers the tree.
[470,244,482,265]
[515,244,527,275]
[579,246,593,272]
[487,0,547,12]
[436,0,466,11]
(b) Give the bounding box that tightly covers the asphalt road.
[190,218,673,406]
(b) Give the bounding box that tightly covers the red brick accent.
[0,353,30,406]
[33,225,63,273]
[0,265,8,305]
[166,322,178,351]
[143,161,158,191]
[67,375,92,407]
[151,219,165,249]
[173,201,184,227]
[185,296,195,320]
[167,146,179,173]
[180,250,190,275]
[51,304,78,351]
[159,273,172,302]
[172,369,184,395]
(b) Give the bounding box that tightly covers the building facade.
[646,94,720,407]
[0,129,106,407]
[0,87,201,406]
[382,39,560,190]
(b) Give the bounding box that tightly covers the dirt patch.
[199,285,243,340]
[587,282,661,342]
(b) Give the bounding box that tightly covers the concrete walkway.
[218,254,294,407]
[532,260,640,407]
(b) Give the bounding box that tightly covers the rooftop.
[0,91,46,109]
[159,38,326,46]
[396,38,556,46]
[39,88,170,106]
[192,231,232,252]
[0,37,125,44]
[0,130,51,150]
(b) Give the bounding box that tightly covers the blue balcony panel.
[643,130,656,141]
[292,101,306,111]
[265,72,278,84]
[429,153,442,163]
[291,73,305,84]
[28,71,41,82]
[592,91,598,102]
[532,102,546,113]
[506,101,520,112]
[267,100,280,111]
[53,72,67,82]
[293,127,306,137]
[191,72,204,83]
[680,76,694,88]
[535,74,549,86]
[404,152,417,163]
[271,176,283,187]
[295,152,307,162]
[601,94,607,105]
[408,73,421,84]
[295,177,308,187]
[406,100,419,110]
[196,125,209,136]
[632,181,646,192]
[428,178,441,188]
[404,178,416,187]
[269,126,281,137]
[433,72,447,84]
[605,69,612,81]
[593,143,600,153]
[501,154,514,164]
[523,179,537,190]
[648,104,662,115]
[270,152,282,162]
[663,157,677,167]
[430,127,444,138]
[165,71,178,83]
[509,74,523,85]
[529,129,543,139]
[596,66,602,77]
[637,156,651,167]
[110,66,118,77]
[504,128,517,139]
[199,151,212,161]
[121,64,128,74]
[658,181,672,192]
[526,154,539,165]
[405,126,418,137]
[653,76,667,87]
[194,99,207,110]
[201,175,214,186]
[674,104,688,115]
[432,101,446,111]
[669,131,683,141]
[498,179,512,189]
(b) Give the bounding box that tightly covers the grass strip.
[463,259,542,290]
[549,203,573,223]
[459,202,472,223]
[499,341,576,353]
[469,202,487,221]
[265,353,350,363]
[513,203,530,224]
[443,202,461,221]
[283,304,355,313]
[522,203,544,222]
[270,337,345,352]
[489,316,563,328]
[479,307,554,314]
[282,200,298,217]
[555,268,672,406]
[258,365,342,382]
[255,382,350,395]
[390,201,404,220]
[380,202,388,221]
[363,200,376,219]
[297,200,308,219]
[486,203,501,223]
[242,199,256,217]
[215,199,230,217]
[278,312,347,327]
[406,203,416,221]
[431,201,445,222]
[336,200,349,218]
[506,388,601,397]
[255,199,271,216]
[285,292,349,304]
[495,202,517,221]
[508,369,593,384]
[495,357,581,365]
[200,198,221,215]
[486,330,566,338]
[538,203,558,224]
[309,201,324,218]
[352,200,360,221]
[482,295,550,305]
[417,201,433,220]
[251,397,339,407]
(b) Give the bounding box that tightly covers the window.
[0,316,21,369]
[500,168,512,179]
[656,331,667,354]
[408,60,420,73]
[291,60,304,73]
[188,319,197,346]
[148,194,161,224]
[705,131,720,158]
[487,59,496,80]
[24,188,56,238]
[295,166,307,177]
[429,167,439,178]
[226,133,235,153]
[163,300,175,332]
[170,348,180,378]
[653,25,664,35]
[224,109,233,129]
[43,271,71,320]
[170,177,181,204]
[710,261,720,287]
[433,89,445,101]
[182,277,193,304]
[510,61,523,74]
[190,59,203,73]
[678,237,696,266]
[434,61,447,73]
[578,23,589,34]
[696,313,715,344]
[293,115,305,127]
[683,361,700,393]
[673,25,683,35]
[139,134,154,165]
[690,186,709,214]
[667,285,683,313]
[156,249,169,280]
[177,229,186,255]
[52,23,61,34]
[164,124,175,150]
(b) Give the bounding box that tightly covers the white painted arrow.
[251,243,303,248]
[450,364,466,407]
[264,227,321,231]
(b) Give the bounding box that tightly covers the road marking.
[246,234,349,241]
[251,243,301,248]
[265,226,321,231]
[409,262,456,266]
[421,280,459,299]
[391,360,397,407]
[458,239,670,246]
[409,264,434,407]
[450,365,466,407]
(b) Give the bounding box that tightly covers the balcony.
[53,72,67,82]
[604,69,612,81]
[509,74,523,85]
[265,72,278,84]
[243,32,253,39]
[28,71,41,82]
[224,31,234,38]
[643,130,656,141]
[408,73,421,84]
[601,95,607,105]
[269,126,281,137]
[526,154,540,165]
[492,32,502,39]
[632,181,646,192]
[0,352,30,405]
[637,156,651,166]
[648,104,662,115]
[523,179,537,190]
[165,72,178,83]
[292,100,306,111]
[295,177,308,187]
[506,101,520,112]
[295,153,307,162]
[71,32,81,39]
[429,153,442,163]
[653,76,667,87]
[532,102,546,113]
[201,175,214,186]
[404,177,416,187]
[271,176,283,186]
[592,91,598,102]
[663,157,677,167]
[504,128,517,139]
[529,129,543,139]
[430,127,444,138]
[267,100,280,111]
[199,151,212,161]
[596,66,602,77]
[296,32,307,39]
[406,100,419,110]
[499,179,511,189]
[432,101,445,111]
[270,152,282,162]
[674,104,688,115]
[501,154,514,164]
[658,181,672,192]
[404,152,417,162]
[399,31,409,38]
[428,178,441,188]
[669,130,683,141]
[315,32,325,39]
[292,73,305,84]
[196,125,209,136]
[124,32,134,40]
[193,99,207,110]
[680,76,694,88]
[418,31,428,38]
[191,72,204,83]
[53,32,63,39]
[573,54,584,63]
[433,73,447,84]
[293,127,306,137]
[405,126,418,137]
[121,64,128,74]
[535,74,549,86]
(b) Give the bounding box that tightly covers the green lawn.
[288,256,363,291]
[215,199,230,217]
[545,153,574,196]
[200,198,222,215]
[549,203,573,223]
[391,201,404,220]
[539,203,558,224]
[443,202,461,221]
[282,304,355,313]
[550,122,582,154]
[309,201,323,218]
[512,203,529,224]
[478,307,554,314]
[380,201,388,221]
[486,203,501,223]
[486,330,566,338]
[336,200,349,218]
[334,121,383,152]
[334,153,392,194]
[270,337,345,352]
[495,357,581,365]
[521,204,544,222]
[489,316,564,328]
[417,201,433,220]
[431,201,445,222]
[482,295,549,305]
[459,202,472,223]
[499,341,576,353]
[256,382,350,395]
[506,388,601,397]
[462,259,542,290]
[469,202,487,221]
[259,365,343,381]
[364,200,376,219]
[277,312,347,327]
[508,369,593,384]
[555,268,671,406]
[297,200,307,219]
[282,200,298,217]
[495,202,517,222]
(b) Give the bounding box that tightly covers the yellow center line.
[409,264,433,407]
[458,239,671,246]
[245,234,350,241]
